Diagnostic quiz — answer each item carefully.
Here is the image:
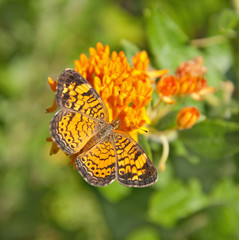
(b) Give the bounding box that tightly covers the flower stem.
[158,134,169,172]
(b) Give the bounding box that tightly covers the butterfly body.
[50,69,158,187]
[79,120,118,154]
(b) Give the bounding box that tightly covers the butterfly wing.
[113,131,158,187]
[56,68,109,121]
[50,110,102,155]
[75,136,116,186]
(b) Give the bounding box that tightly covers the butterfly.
[49,69,158,187]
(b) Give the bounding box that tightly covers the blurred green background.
[1,0,239,239]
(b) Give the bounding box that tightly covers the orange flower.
[178,75,206,95]
[176,57,215,99]
[156,75,179,104]
[48,43,162,141]
[74,43,154,140]
[177,107,200,129]
[156,56,215,103]
[46,77,58,113]
[175,56,207,78]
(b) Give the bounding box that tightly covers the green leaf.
[179,119,239,160]
[154,111,177,131]
[210,179,239,204]
[145,8,200,69]
[149,179,208,227]
[99,188,156,240]
[126,226,160,240]
[98,181,132,203]
[121,39,140,65]
[217,9,239,34]
[145,8,188,47]
[190,180,239,240]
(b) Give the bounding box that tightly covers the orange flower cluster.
[156,56,215,103]
[47,43,216,174]
[73,43,156,140]
[49,43,161,141]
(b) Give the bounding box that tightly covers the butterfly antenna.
[120,121,148,133]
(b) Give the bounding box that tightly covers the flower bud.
[177,107,200,129]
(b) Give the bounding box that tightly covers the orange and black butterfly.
[50,69,158,187]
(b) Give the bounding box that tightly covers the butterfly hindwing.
[113,131,158,187]
[75,136,116,186]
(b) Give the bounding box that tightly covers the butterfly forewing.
[56,69,109,121]
[50,110,102,155]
